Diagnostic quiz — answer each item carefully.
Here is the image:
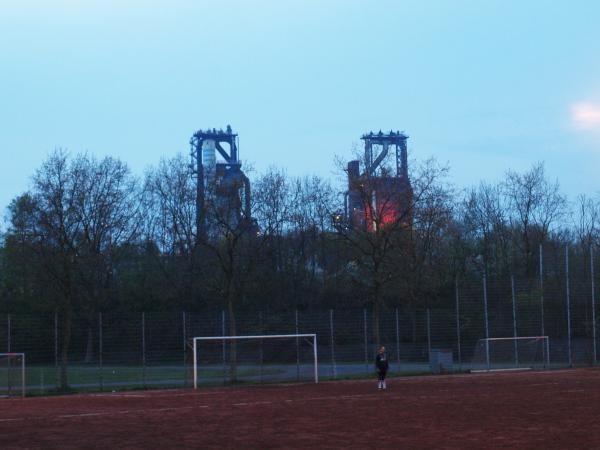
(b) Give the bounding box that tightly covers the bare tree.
[28,150,82,390]
[143,154,199,305]
[504,162,566,275]
[276,175,337,305]
[3,194,49,311]
[406,167,455,299]
[5,150,140,390]
[70,154,141,362]
[573,194,600,249]
[462,182,510,275]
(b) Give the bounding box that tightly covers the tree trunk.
[409,310,417,343]
[59,306,72,391]
[84,325,94,363]
[523,229,532,277]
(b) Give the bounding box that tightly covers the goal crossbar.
[192,334,318,389]
[193,334,317,341]
[0,352,26,398]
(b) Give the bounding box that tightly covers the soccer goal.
[0,353,26,398]
[191,334,318,388]
[471,336,550,372]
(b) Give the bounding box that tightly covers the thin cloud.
[572,101,600,130]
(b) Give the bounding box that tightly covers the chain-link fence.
[1,245,599,395]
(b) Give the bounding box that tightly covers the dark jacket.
[375,352,389,372]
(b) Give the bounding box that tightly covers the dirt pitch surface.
[2,368,600,449]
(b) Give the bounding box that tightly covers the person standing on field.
[375,345,389,390]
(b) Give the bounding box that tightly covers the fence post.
[98,312,103,392]
[7,314,11,352]
[221,310,226,385]
[395,307,400,371]
[592,246,597,365]
[511,275,518,366]
[182,311,187,387]
[363,308,368,376]
[329,309,337,379]
[54,311,58,389]
[455,279,462,370]
[7,314,11,394]
[295,309,300,382]
[142,312,146,389]
[540,244,545,337]
[483,275,490,370]
[259,312,264,383]
[426,308,431,357]
[566,245,572,367]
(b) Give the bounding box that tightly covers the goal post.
[471,336,550,372]
[191,334,318,389]
[0,353,25,398]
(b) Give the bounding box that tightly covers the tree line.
[2,149,599,315]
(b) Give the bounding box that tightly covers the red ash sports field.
[2,368,600,449]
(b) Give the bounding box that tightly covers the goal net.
[0,353,25,398]
[191,334,318,388]
[471,337,549,372]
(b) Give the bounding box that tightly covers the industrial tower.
[345,131,412,231]
[190,125,252,241]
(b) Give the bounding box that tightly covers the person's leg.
[377,371,384,389]
[382,371,387,389]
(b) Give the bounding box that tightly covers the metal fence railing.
[1,246,599,395]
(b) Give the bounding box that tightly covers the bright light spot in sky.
[572,101,600,130]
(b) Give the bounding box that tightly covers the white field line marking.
[0,406,202,423]
[230,394,381,407]
[300,393,388,402]
[91,393,147,398]
[232,393,404,407]
[0,394,396,422]
[91,390,230,399]
[0,385,581,422]
[58,406,199,418]
[233,401,272,406]
[0,390,523,423]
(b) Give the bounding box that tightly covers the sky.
[1,0,600,219]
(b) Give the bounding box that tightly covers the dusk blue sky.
[1,0,600,218]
